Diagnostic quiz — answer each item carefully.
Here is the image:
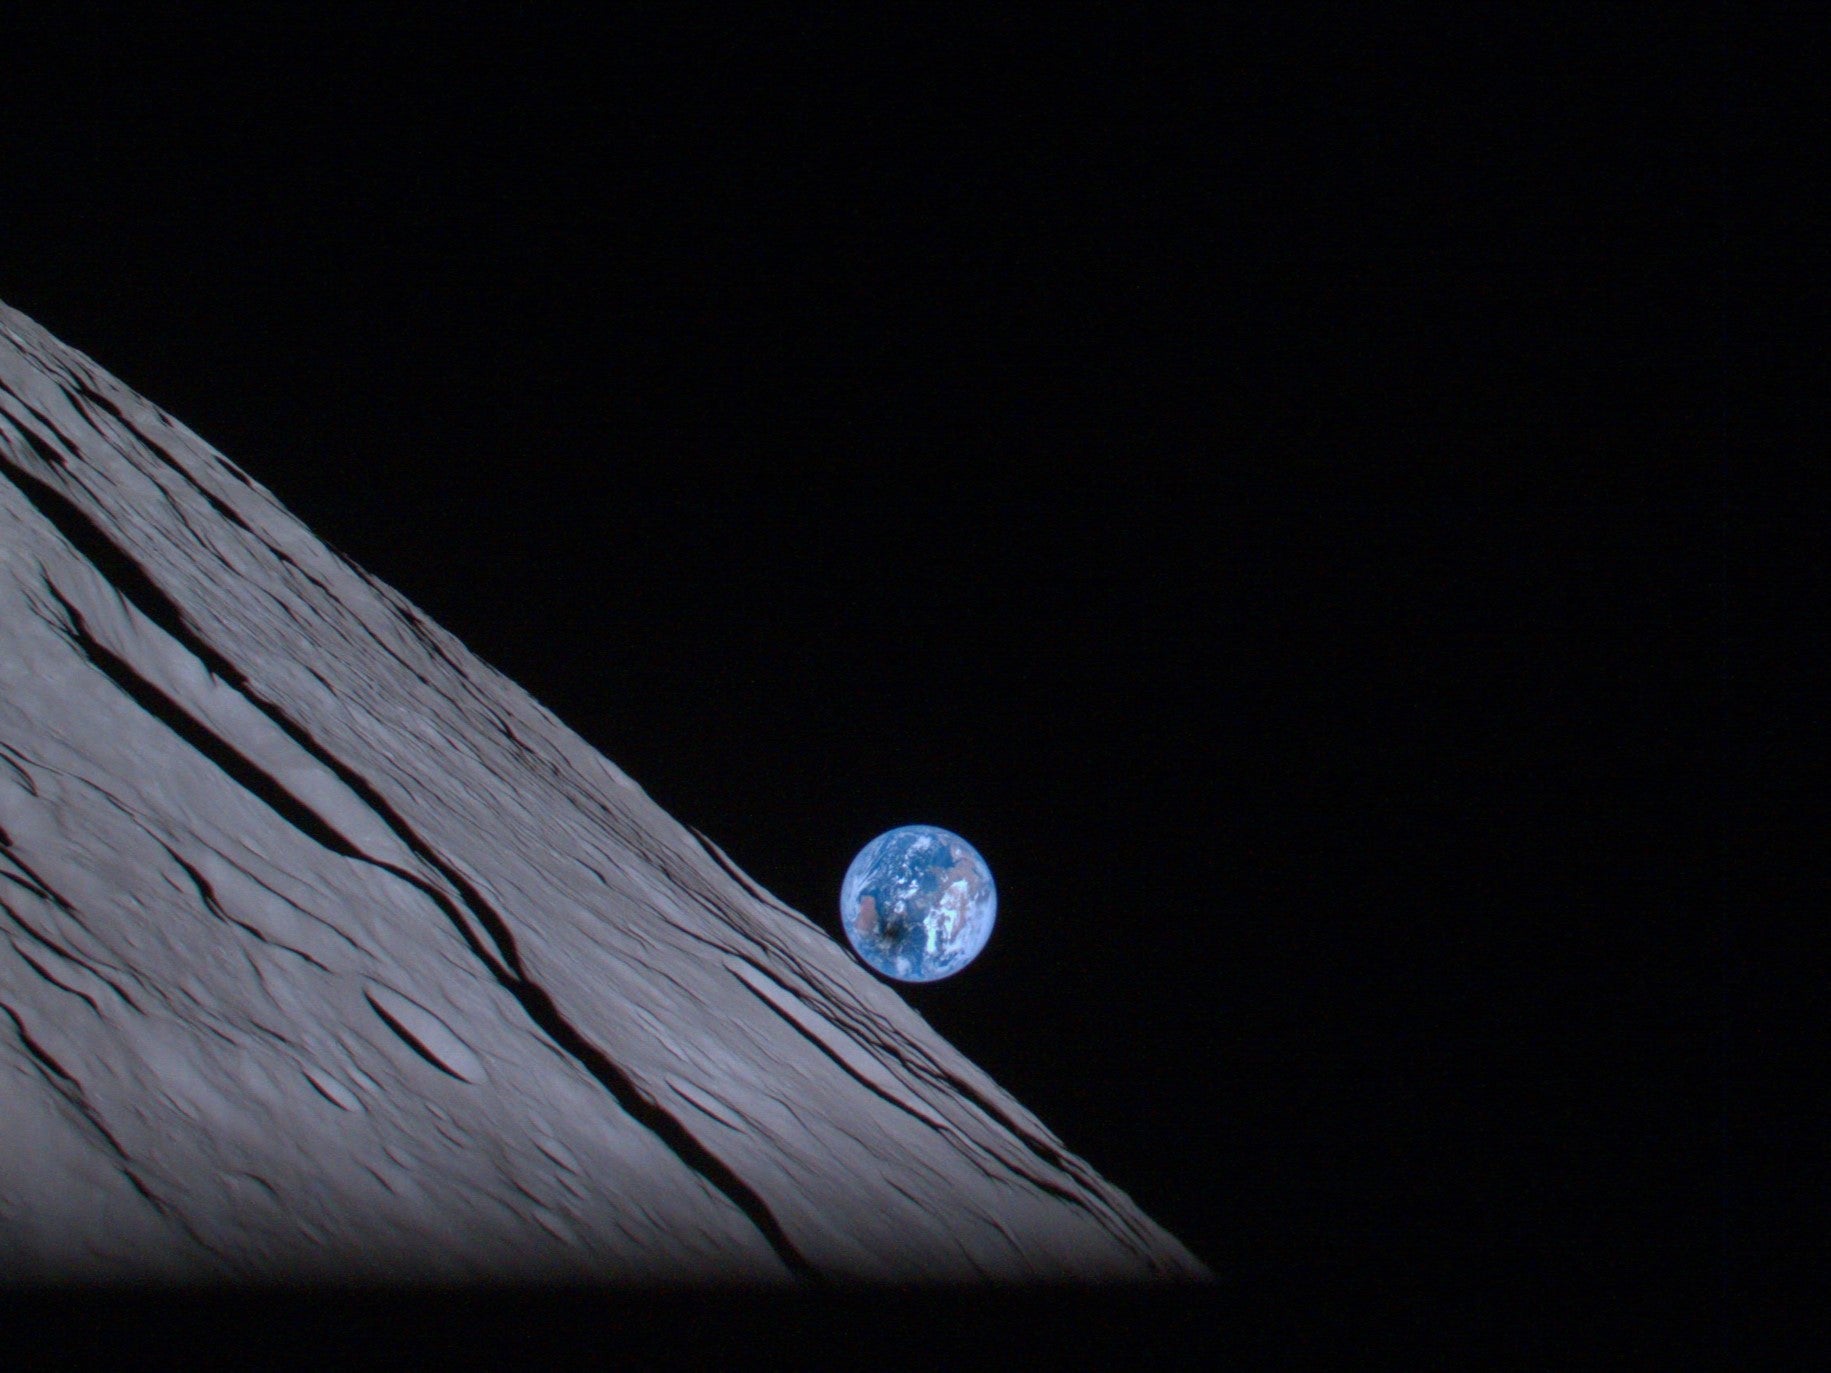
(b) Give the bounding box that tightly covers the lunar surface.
[842,826,996,982]
[0,298,1209,1285]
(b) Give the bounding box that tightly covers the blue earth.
[840,825,996,982]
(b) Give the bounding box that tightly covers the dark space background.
[3,5,1725,1355]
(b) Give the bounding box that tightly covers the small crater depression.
[300,1064,363,1112]
[364,984,488,1085]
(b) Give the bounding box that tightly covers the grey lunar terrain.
[0,299,1208,1285]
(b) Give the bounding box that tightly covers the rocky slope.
[0,299,1207,1285]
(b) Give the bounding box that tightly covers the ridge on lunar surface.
[0,299,1209,1285]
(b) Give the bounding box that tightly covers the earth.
[840,825,996,982]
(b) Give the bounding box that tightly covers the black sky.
[4,6,1724,1349]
